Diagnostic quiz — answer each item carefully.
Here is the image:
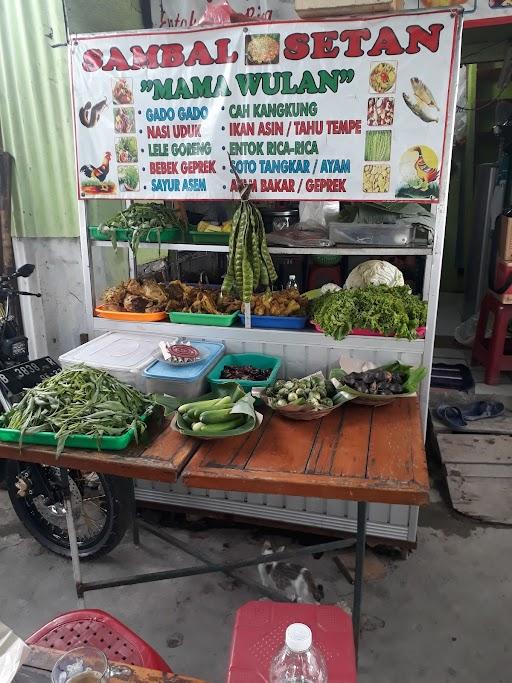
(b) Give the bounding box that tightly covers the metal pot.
[259,206,300,233]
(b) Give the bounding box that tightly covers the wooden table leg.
[130,478,140,547]
[60,468,85,609]
[352,501,367,663]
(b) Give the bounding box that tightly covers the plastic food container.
[89,226,181,243]
[59,332,161,392]
[169,311,238,327]
[208,353,281,391]
[143,340,225,399]
[239,314,307,330]
[328,222,415,246]
[188,230,230,245]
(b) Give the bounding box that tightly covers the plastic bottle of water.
[269,623,328,683]
[286,275,299,291]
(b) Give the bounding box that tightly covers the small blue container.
[143,340,224,400]
[238,314,308,330]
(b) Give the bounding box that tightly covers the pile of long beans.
[222,195,277,303]
[5,365,154,456]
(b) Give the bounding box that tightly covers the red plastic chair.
[26,609,173,672]
[227,601,356,682]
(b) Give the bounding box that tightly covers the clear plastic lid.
[285,623,312,653]
[59,332,160,373]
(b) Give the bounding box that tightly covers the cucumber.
[189,401,234,421]
[199,408,235,424]
[182,414,194,425]
[178,397,226,414]
[192,416,246,434]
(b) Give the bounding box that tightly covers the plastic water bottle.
[286,275,299,291]
[269,623,328,683]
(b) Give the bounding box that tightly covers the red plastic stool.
[472,290,512,385]
[26,609,173,672]
[227,601,356,682]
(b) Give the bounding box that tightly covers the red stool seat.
[26,609,173,672]
[472,290,512,385]
[227,601,356,682]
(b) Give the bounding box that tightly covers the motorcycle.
[0,264,131,559]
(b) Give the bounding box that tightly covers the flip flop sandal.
[436,401,504,430]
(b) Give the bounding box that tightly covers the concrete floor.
[1,492,510,683]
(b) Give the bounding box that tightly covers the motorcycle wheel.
[5,461,132,560]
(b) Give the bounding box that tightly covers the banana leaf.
[329,362,427,405]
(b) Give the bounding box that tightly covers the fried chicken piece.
[141,280,168,306]
[101,284,126,307]
[145,303,164,313]
[125,279,146,297]
[123,294,150,312]
[101,303,124,312]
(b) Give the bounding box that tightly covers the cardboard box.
[295,0,404,17]
[494,257,512,304]
[499,215,512,262]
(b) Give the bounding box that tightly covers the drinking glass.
[51,646,132,683]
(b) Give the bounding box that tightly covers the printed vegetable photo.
[114,107,135,134]
[112,77,133,104]
[118,165,139,192]
[115,136,138,163]
[245,34,280,65]
[396,145,439,199]
[365,130,392,161]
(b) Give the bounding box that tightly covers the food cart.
[68,6,462,545]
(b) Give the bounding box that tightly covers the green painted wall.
[0,0,143,238]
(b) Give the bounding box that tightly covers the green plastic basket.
[188,230,230,245]
[89,226,182,243]
[208,353,281,391]
[311,254,342,266]
[169,311,239,327]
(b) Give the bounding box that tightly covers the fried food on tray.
[249,289,308,317]
[100,279,242,316]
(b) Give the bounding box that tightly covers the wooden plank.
[22,646,205,683]
[431,411,512,436]
[445,465,512,524]
[184,399,429,505]
[0,423,198,484]
[331,405,372,478]
[437,434,512,465]
[367,400,415,483]
[247,415,319,473]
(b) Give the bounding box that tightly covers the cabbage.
[344,260,404,289]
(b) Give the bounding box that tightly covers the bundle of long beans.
[5,365,154,456]
[221,185,277,302]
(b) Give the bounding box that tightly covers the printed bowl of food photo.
[369,62,397,94]
[245,33,280,65]
[363,164,391,193]
[115,136,138,163]
[114,107,135,134]
[118,165,139,192]
[112,77,133,104]
[367,97,395,126]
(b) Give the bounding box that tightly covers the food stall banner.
[152,0,512,29]
[71,10,460,202]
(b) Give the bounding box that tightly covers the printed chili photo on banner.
[112,77,133,104]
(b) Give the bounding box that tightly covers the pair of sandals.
[436,400,504,430]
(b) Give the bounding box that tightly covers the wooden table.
[0,399,428,659]
[14,646,205,682]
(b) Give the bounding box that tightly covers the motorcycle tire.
[5,461,132,560]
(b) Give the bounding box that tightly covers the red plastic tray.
[227,601,356,683]
[312,322,426,338]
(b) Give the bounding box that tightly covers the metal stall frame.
[75,13,462,544]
